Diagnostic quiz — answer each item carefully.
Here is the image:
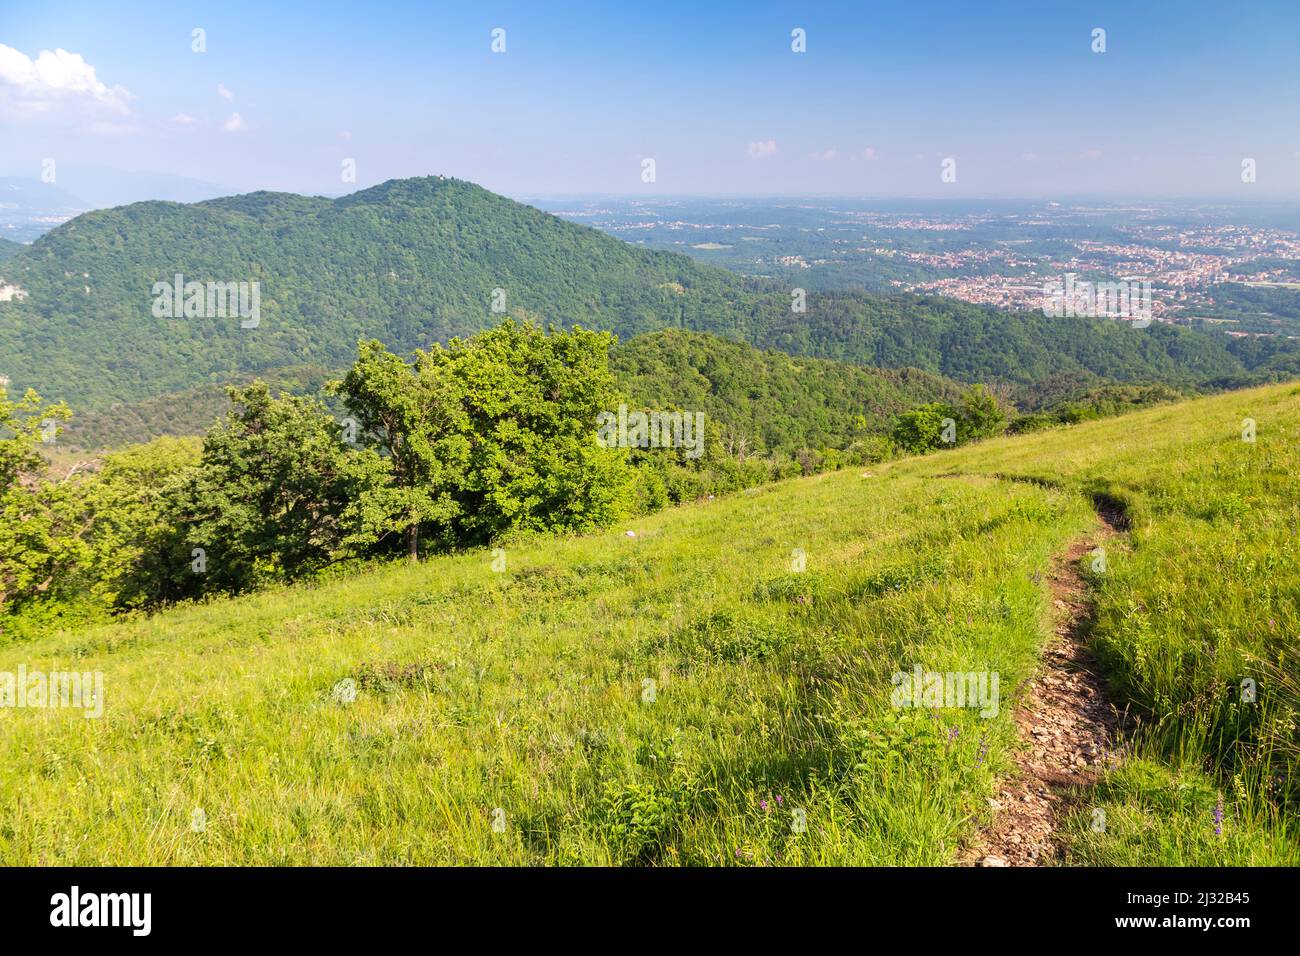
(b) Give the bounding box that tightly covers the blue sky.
[2,0,1298,199]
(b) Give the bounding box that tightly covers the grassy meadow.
[1,381,1297,865]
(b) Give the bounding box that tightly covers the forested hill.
[61,331,961,451]
[0,175,1290,410]
[0,176,738,408]
[0,238,22,262]
[611,329,962,457]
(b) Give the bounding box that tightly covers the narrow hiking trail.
[968,497,1128,867]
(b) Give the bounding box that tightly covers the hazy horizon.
[9,168,1300,210]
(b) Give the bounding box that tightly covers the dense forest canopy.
[61,330,965,451]
[609,329,963,457]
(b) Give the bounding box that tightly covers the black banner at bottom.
[0,866,1283,941]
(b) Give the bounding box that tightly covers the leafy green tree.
[337,321,634,554]
[75,437,202,610]
[0,436,202,630]
[335,340,467,560]
[0,385,72,617]
[890,386,1009,452]
[890,403,954,453]
[434,321,634,543]
[0,385,69,494]
[956,384,1010,440]
[160,383,389,597]
[0,479,72,620]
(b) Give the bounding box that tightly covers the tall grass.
[2,382,1297,865]
[907,382,1300,864]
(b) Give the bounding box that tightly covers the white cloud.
[747,139,777,160]
[1021,152,1039,162]
[169,112,198,126]
[861,146,877,160]
[0,43,131,121]
[217,83,234,102]
[223,112,247,132]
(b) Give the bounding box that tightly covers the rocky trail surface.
[969,498,1129,867]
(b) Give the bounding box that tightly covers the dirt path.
[968,498,1128,866]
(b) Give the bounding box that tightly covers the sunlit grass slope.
[1,382,1297,865]
[905,380,1300,865]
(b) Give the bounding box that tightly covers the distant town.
[536,197,1300,336]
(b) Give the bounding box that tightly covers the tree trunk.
[407,522,419,562]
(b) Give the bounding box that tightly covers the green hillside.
[62,365,335,449]
[0,238,22,263]
[0,176,1283,411]
[2,382,1295,865]
[612,329,963,452]
[61,331,963,451]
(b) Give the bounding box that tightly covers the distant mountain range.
[36,166,233,209]
[1,175,1296,413]
[0,168,232,242]
[0,177,90,242]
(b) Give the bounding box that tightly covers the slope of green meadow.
[1,382,1296,865]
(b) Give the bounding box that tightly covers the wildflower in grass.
[775,794,783,805]
[1214,795,1225,836]
[975,733,989,767]
[760,799,769,811]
